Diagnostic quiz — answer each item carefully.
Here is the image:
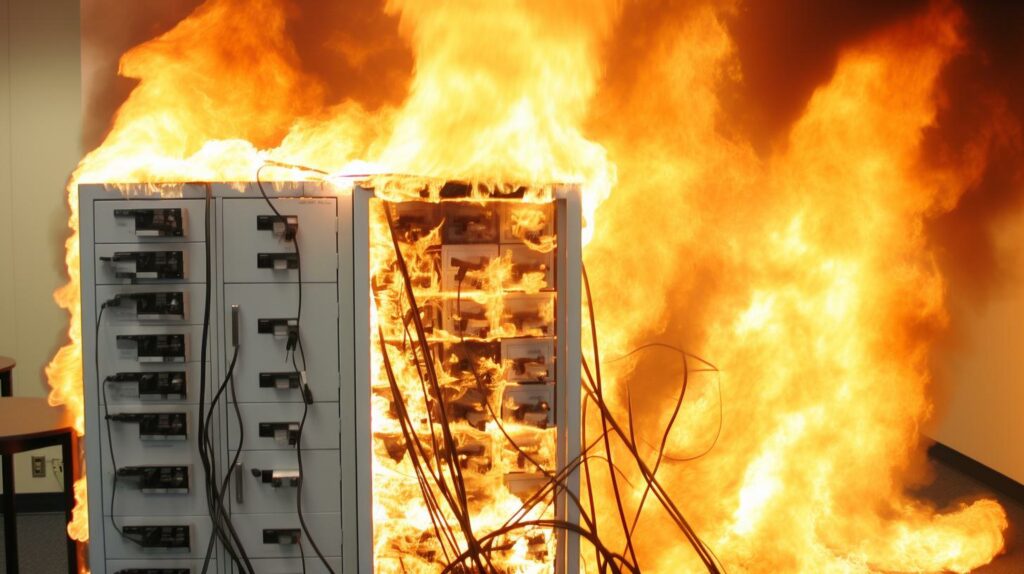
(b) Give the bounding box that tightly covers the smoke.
[80,0,412,155]
[924,1,1024,303]
[282,0,411,110]
[80,0,203,150]
[720,0,930,152]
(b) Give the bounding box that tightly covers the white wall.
[0,0,81,494]
[931,200,1024,484]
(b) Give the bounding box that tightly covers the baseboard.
[929,442,1024,504]
[3,492,67,513]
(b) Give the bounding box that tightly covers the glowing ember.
[47,0,1014,572]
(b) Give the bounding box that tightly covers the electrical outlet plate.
[31,455,46,478]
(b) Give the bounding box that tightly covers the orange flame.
[584,2,1008,572]
[46,0,1011,571]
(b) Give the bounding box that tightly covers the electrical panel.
[82,181,580,574]
[81,183,360,574]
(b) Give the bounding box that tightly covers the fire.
[367,195,565,572]
[583,2,1009,572]
[44,0,1014,572]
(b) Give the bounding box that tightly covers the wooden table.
[0,397,78,574]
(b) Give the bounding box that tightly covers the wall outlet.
[31,456,46,478]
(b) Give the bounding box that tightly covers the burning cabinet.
[81,180,580,574]
[352,183,582,574]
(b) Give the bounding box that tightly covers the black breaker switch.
[259,371,300,390]
[257,318,299,340]
[120,525,190,549]
[250,467,301,487]
[113,208,184,237]
[107,412,187,441]
[111,291,185,320]
[257,252,298,271]
[256,214,298,240]
[106,371,187,400]
[117,334,187,363]
[263,528,301,545]
[116,465,189,494]
[259,422,300,446]
[101,251,184,281]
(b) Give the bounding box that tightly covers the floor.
[0,460,1021,573]
[914,460,1024,574]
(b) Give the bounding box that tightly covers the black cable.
[379,201,614,571]
[375,324,466,565]
[388,320,462,561]
[294,393,312,574]
[256,165,335,574]
[195,185,254,574]
[582,265,638,569]
[201,346,245,573]
[608,344,723,463]
[581,264,724,574]
[95,302,127,542]
[580,359,724,573]
[382,205,493,572]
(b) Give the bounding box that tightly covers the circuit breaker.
[80,182,361,574]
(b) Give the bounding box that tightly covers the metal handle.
[234,462,244,504]
[231,304,240,348]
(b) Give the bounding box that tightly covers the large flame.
[583,3,1009,572]
[47,0,1012,571]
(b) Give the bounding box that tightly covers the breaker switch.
[256,214,298,240]
[262,528,301,545]
[120,525,190,549]
[502,203,554,244]
[101,251,184,281]
[257,318,299,340]
[509,311,549,335]
[116,465,189,494]
[107,412,187,441]
[445,342,501,383]
[456,307,489,338]
[503,386,555,429]
[111,291,185,320]
[258,422,300,446]
[511,262,549,282]
[450,257,487,282]
[511,356,550,383]
[455,442,492,474]
[117,334,187,363]
[250,468,301,487]
[388,201,442,242]
[504,472,550,500]
[257,252,298,271]
[259,372,300,390]
[510,400,551,428]
[113,208,184,237]
[105,371,186,400]
[442,204,499,244]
